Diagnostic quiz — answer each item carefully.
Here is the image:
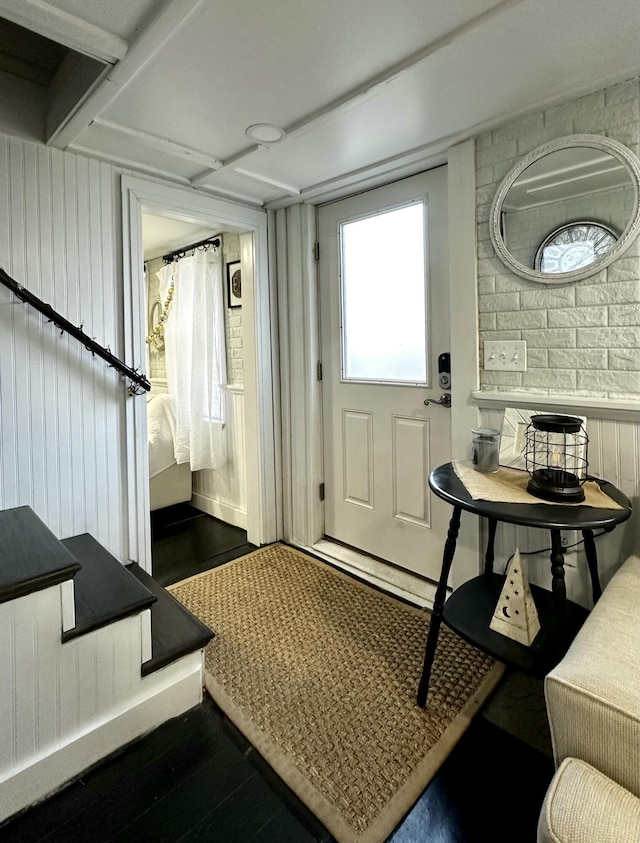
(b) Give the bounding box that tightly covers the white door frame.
[276,141,480,605]
[121,175,279,570]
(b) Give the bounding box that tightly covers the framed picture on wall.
[226,261,242,308]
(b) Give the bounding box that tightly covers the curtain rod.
[162,236,221,264]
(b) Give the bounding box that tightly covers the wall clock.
[534,220,618,274]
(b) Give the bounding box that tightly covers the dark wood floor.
[0,507,555,842]
[150,503,256,587]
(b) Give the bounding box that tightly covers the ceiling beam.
[92,119,224,171]
[46,0,205,149]
[0,0,128,63]
[233,168,301,197]
[68,143,191,186]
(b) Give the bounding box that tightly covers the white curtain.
[158,248,227,470]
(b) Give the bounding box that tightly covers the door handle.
[424,393,451,408]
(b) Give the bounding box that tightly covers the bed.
[147,392,192,511]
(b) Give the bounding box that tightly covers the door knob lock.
[424,393,451,408]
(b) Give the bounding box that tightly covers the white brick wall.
[476,77,640,399]
[221,233,244,385]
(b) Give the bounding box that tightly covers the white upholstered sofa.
[537,554,640,842]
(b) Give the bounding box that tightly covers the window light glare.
[340,203,427,384]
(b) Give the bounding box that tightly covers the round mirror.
[490,135,640,284]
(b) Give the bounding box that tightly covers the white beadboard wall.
[0,583,203,822]
[192,385,247,528]
[0,134,129,558]
[0,586,147,775]
[479,408,640,608]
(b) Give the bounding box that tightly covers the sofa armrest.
[537,757,640,843]
[544,555,640,797]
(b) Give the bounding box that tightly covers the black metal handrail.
[0,267,150,394]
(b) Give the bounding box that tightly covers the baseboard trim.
[191,493,247,530]
[0,654,203,824]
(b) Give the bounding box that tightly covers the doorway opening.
[142,213,255,585]
[122,174,278,574]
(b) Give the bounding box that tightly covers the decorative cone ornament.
[489,549,540,646]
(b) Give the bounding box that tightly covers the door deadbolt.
[438,352,451,390]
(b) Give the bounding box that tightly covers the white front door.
[318,168,452,581]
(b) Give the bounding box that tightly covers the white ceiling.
[0,0,639,209]
[141,214,216,261]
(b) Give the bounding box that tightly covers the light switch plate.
[484,340,527,372]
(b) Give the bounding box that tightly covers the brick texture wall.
[221,233,244,385]
[476,77,640,398]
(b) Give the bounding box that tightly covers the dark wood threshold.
[0,506,80,606]
[60,534,157,642]
[126,562,214,675]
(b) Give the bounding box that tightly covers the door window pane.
[340,202,427,384]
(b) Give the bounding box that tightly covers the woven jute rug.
[169,543,504,843]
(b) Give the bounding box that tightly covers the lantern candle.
[524,414,588,503]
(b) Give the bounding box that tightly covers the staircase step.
[0,506,80,606]
[126,563,214,676]
[61,534,157,641]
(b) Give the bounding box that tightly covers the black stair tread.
[61,534,157,641]
[126,562,214,676]
[0,506,81,606]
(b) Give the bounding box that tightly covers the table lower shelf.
[442,573,589,677]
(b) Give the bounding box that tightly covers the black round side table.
[417,462,632,708]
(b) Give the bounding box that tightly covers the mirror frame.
[489,134,640,284]
[148,299,165,351]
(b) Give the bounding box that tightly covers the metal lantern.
[524,414,589,503]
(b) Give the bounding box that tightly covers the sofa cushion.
[537,757,640,843]
[544,555,640,797]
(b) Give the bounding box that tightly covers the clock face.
[535,221,618,274]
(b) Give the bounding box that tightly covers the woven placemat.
[169,543,504,843]
[453,459,623,509]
